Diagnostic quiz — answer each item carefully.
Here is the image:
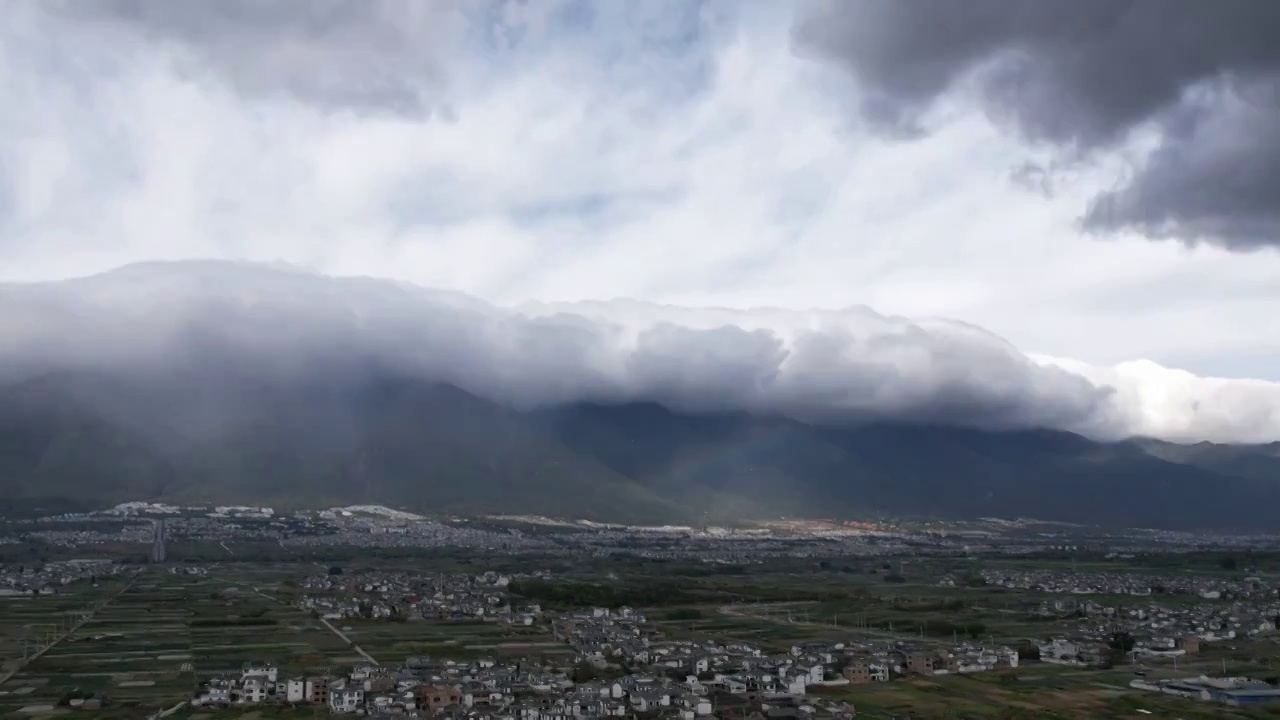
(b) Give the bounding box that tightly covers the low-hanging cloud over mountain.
[3,0,1280,450]
[794,0,1280,250]
[2,261,1278,445]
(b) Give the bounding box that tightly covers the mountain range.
[1,262,1279,531]
[3,365,1280,531]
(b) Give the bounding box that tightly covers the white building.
[240,678,267,704]
[330,688,364,714]
[242,664,278,683]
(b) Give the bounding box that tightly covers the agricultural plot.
[0,566,399,718]
[817,668,1272,719]
[0,583,122,678]
[188,576,366,674]
[338,617,567,664]
[0,572,191,718]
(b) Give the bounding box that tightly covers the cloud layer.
[1,0,1279,443]
[795,0,1280,249]
[3,261,1279,445]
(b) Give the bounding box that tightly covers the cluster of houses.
[184,558,1280,716]
[1018,595,1280,666]
[977,568,1275,600]
[295,570,544,625]
[191,657,824,717]
[0,559,129,595]
[554,607,1022,684]
[191,662,465,715]
[553,607,652,667]
[191,597,1034,718]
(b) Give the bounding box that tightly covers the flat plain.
[1,549,1279,718]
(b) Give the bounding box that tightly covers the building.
[844,660,890,684]
[414,684,461,712]
[306,677,330,705]
[330,688,364,714]
[906,651,953,675]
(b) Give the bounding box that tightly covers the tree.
[327,566,343,575]
[1109,632,1136,653]
[1220,556,1238,571]
[572,662,601,683]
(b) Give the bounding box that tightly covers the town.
[3,505,1280,718]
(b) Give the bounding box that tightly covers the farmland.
[1,524,1279,717]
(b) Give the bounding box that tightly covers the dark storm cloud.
[54,0,459,114]
[794,0,1280,249]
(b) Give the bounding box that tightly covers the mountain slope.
[3,371,1280,530]
[0,373,176,502]
[0,371,687,524]
[537,403,1280,531]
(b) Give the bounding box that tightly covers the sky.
[2,0,1279,443]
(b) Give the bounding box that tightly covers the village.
[191,601,1035,718]
[0,559,130,596]
[962,567,1280,668]
[295,569,546,626]
[7,509,1280,717]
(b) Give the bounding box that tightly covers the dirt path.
[316,617,377,665]
[215,573,378,666]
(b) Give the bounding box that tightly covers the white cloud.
[0,0,1278,443]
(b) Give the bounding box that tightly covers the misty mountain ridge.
[2,261,1280,531]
